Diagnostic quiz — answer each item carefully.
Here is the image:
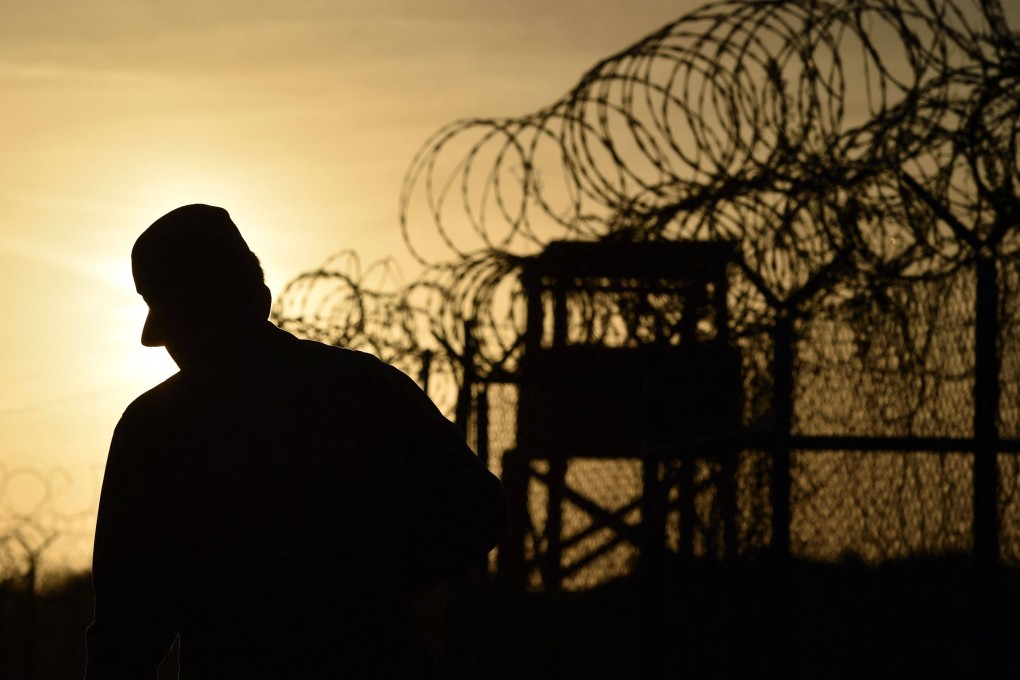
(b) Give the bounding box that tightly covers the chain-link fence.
[456,253,1010,590]
[270,2,1020,673]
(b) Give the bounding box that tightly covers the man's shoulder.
[290,337,402,380]
[126,371,187,409]
[287,338,426,403]
[107,373,192,451]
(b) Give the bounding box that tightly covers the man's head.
[132,204,271,364]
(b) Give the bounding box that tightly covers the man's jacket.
[85,326,506,679]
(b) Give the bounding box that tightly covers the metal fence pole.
[419,349,433,396]
[455,323,475,437]
[771,313,793,559]
[769,311,794,677]
[973,255,1001,676]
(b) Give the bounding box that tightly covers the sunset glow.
[2,1,700,483]
[3,0,1019,590]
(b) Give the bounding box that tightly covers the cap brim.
[140,309,165,347]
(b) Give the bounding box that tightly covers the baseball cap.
[132,204,258,346]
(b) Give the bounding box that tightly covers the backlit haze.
[2,0,1015,573]
[1,0,688,483]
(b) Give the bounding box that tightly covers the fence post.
[419,349,433,396]
[496,448,530,585]
[541,457,567,589]
[447,322,477,680]
[974,256,1001,565]
[768,310,794,677]
[771,312,793,559]
[476,385,489,471]
[973,254,1001,676]
[455,323,475,437]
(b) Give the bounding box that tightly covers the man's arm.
[86,414,178,679]
[368,356,507,594]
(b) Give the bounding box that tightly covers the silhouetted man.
[85,205,506,679]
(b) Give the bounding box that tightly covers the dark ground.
[3,557,1016,679]
[481,556,1016,679]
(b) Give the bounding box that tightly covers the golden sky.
[0,0,693,497]
[2,0,1017,541]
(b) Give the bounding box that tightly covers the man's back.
[87,325,506,678]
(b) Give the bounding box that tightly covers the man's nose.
[141,308,167,347]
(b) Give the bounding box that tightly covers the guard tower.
[498,240,742,588]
